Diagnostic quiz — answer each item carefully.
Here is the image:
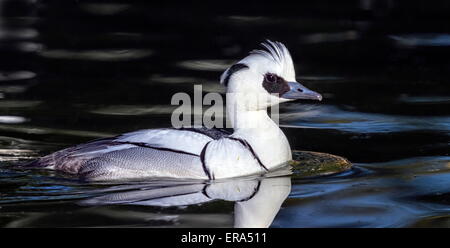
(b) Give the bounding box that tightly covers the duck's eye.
[265,73,277,83]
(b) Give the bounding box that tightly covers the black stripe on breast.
[200,141,214,180]
[111,141,199,157]
[226,137,269,172]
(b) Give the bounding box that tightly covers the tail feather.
[20,138,116,174]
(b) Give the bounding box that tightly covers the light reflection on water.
[177,60,234,72]
[281,104,450,133]
[39,49,154,61]
[390,34,450,47]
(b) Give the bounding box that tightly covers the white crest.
[250,40,295,81]
[220,40,296,86]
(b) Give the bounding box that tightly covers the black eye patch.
[262,73,290,96]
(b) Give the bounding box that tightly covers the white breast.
[231,128,292,170]
[204,138,266,179]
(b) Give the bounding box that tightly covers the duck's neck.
[226,98,292,167]
[225,93,278,131]
[228,108,275,131]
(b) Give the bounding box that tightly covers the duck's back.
[25,128,231,181]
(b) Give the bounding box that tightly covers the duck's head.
[220,40,322,110]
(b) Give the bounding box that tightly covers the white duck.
[25,40,322,181]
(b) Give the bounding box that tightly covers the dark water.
[0,0,449,227]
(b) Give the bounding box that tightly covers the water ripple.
[39,49,154,61]
[280,104,450,133]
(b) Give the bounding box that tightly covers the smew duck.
[25,40,322,181]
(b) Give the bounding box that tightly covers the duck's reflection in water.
[79,167,292,228]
